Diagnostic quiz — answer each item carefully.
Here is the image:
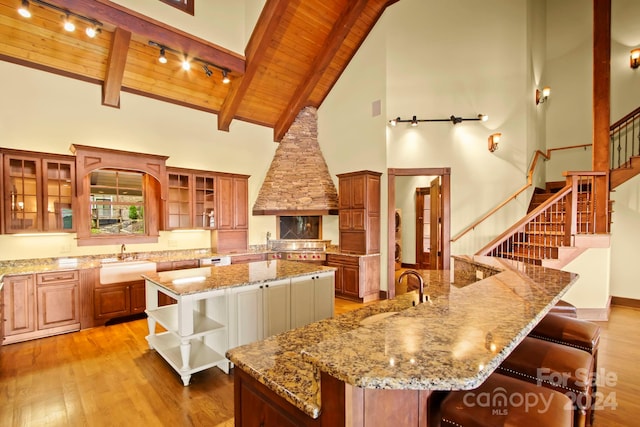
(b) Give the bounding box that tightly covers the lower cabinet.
[326,254,380,302]
[230,272,334,348]
[290,271,334,329]
[231,278,291,348]
[94,280,145,325]
[3,271,80,345]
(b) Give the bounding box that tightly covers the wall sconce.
[535,87,551,104]
[488,133,501,152]
[631,49,640,69]
[389,113,488,127]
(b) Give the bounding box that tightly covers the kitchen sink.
[359,311,399,326]
[100,260,157,284]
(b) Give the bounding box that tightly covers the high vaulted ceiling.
[0,0,398,141]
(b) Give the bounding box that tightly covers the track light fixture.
[389,113,488,127]
[148,40,232,84]
[17,0,102,37]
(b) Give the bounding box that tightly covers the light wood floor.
[1,302,638,426]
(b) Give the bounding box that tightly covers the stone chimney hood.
[253,107,339,215]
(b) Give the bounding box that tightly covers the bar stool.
[440,372,573,427]
[529,312,601,425]
[498,336,594,427]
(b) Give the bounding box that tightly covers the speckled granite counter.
[141,260,335,295]
[226,257,578,419]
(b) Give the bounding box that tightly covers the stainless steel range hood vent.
[252,107,339,215]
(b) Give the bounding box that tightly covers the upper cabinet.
[336,170,381,254]
[212,174,250,253]
[165,167,218,230]
[2,149,75,234]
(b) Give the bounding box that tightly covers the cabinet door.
[43,159,75,232]
[233,177,249,229]
[94,285,130,320]
[216,176,234,230]
[37,282,79,330]
[343,264,360,298]
[166,172,193,229]
[263,279,290,338]
[4,155,42,233]
[194,174,216,228]
[338,177,352,209]
[130,282,146,314]
[351,174,366,208]
[314,272,335,321]
[290,276,315,329]
[238,375,304,427]
[233,284,264,347]
[3,274,36,336]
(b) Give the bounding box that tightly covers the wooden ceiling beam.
[41,0,245,74]
[102,27,131,108]
[217,0,289,133]
[273,0,370,142]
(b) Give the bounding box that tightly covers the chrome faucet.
[398,269,427,304]
[119,243,126,260]
[266,231,271,249]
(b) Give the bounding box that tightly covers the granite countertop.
[225,258,579,419]
[142,260,335,296]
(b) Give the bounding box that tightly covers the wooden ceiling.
[0,0,398,141]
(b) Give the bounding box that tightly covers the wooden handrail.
[610,105,640,130]
[451,144,593,243]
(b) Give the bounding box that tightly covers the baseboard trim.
[611,296,640,309]
[576,295,611,321]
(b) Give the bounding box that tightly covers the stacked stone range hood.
[252,107,339,216]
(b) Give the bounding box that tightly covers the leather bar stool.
[529,312,600,426]
[549,300,578,318]
[440,372,573,427]
[498,336,594,427]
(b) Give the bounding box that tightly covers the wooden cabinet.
[337,171,381,254]
[94,280,145,325]
[213,174,250,253]
[327,254,380,303]
[165,168,217,230]
[3,271,80,345]
[230,253,267,264]
[2,149,75,234]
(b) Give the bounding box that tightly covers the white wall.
[610,175,640,299]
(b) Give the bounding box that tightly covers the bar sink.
[100,260,157,284]
[359,311,399,326]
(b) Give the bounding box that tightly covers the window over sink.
[90,169,145,235]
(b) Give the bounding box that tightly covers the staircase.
[473,106,640,269]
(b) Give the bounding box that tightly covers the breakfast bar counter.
[225,256,579,425]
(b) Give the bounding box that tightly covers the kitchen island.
[142,260,336,386]
[226,256,579,426]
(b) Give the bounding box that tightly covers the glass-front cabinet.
[2,150,75,233]
[165,167,217,230]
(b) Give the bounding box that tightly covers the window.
[90,170,145,235]
[159,0,194,15]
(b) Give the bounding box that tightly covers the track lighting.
[18,0,31,18]
[149,40,232,84]
[18,0,102,38]
[389,113,488,127]
[158,47,167,64]
[63,14,75,32]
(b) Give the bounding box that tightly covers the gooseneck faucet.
[398,269,426,304]
[119,243,126,260]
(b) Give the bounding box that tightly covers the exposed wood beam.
[41,0,245,73]
[217,0,289,133]
[102,27,131,108]
[273,0,370,142]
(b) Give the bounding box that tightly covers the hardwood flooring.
[1,302,638,426]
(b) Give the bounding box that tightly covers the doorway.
[387,168,450,300]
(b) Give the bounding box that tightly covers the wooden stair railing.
[610,106,640,188]
[476,172,607,266]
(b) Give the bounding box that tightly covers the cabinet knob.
[265,284,269,288]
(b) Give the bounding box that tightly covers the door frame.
[387,168,450,300]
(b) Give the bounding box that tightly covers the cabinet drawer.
[37,270,79,285]
[326,254,359,267]
[172,259,200,269]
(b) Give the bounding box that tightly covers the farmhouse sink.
[100,260,157,284]
[359,311,399,326]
